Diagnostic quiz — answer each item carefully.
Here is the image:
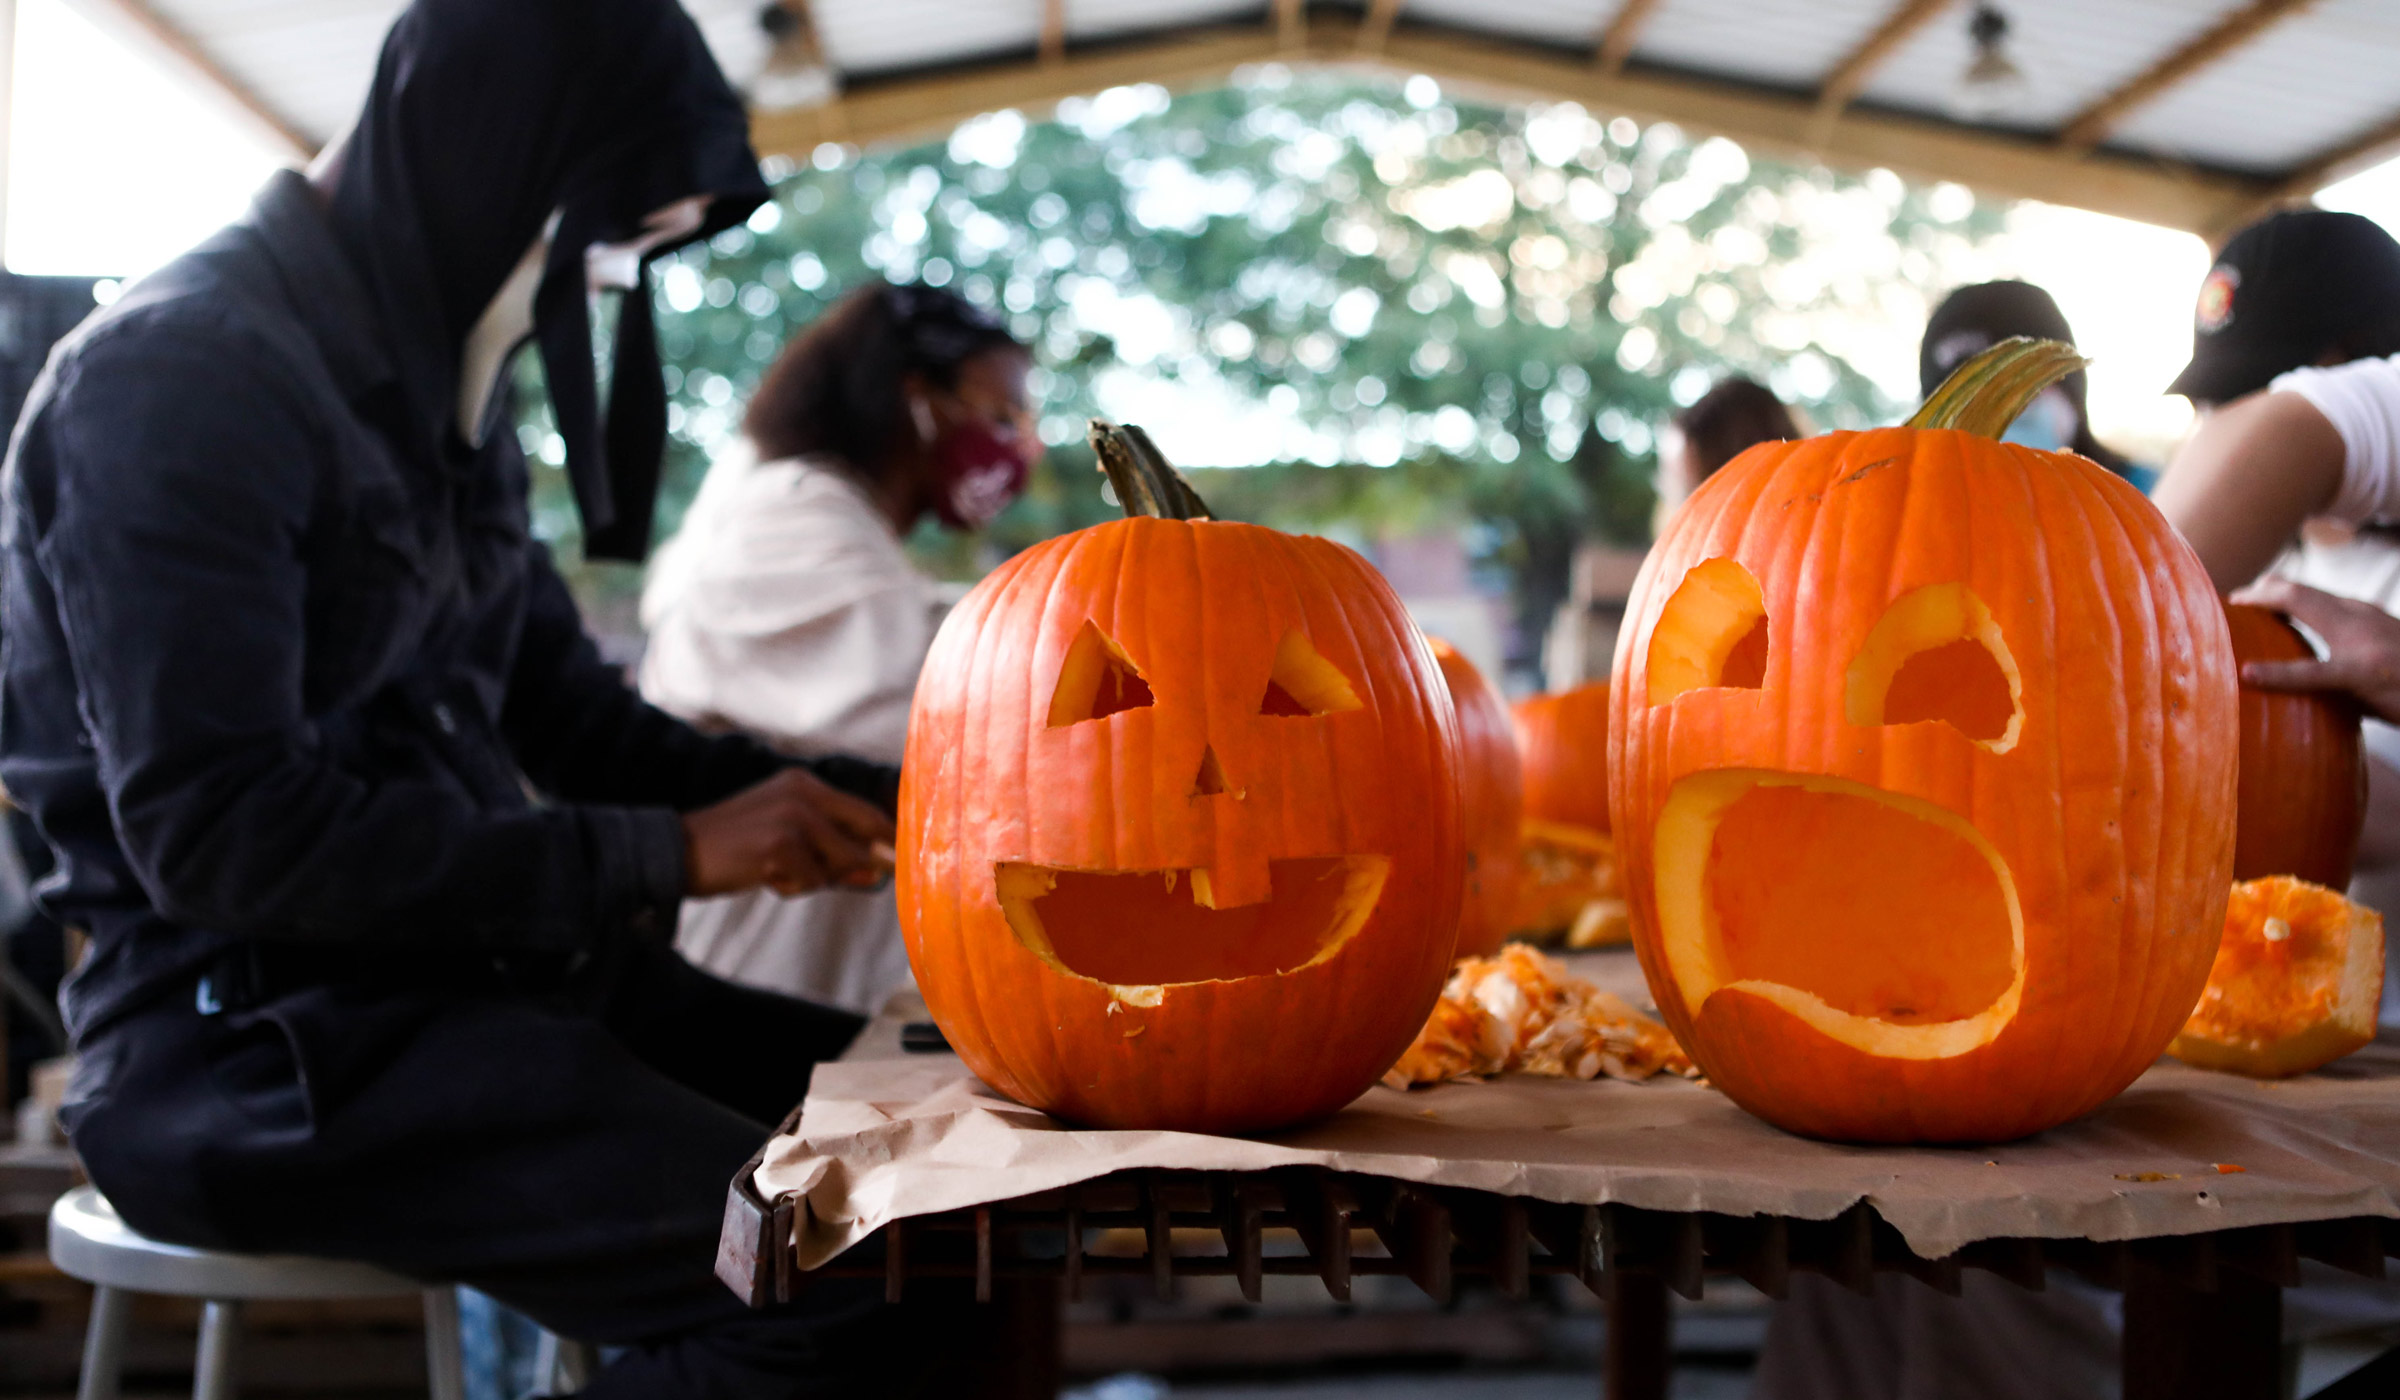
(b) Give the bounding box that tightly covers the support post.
[2122,1258,2281,1400]
[1605,1271,1671,1400]
[193,1299,242,1400]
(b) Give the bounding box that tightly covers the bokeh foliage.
[522,67,2005,667]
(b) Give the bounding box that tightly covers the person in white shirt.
[640,282,1038,1013]
[2151,211,2400,1007]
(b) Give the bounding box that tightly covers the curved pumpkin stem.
[1091,419,1214,521]
[1906,336,2090,439]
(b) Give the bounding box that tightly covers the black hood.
[323,0,768,560]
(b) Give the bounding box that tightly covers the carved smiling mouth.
[997,856,1392,989]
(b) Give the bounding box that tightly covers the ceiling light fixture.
[1952,4,2029,123]
[751,2,838,113]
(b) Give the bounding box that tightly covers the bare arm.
[2151,391,2348,592]
[2229,577,2400,725]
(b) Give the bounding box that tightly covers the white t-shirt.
[639,446,944,1016]
[2275,353,2400,525]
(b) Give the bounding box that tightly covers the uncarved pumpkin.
[2226,603,2364,889]
[1609,339,2239,1143]
[1429,639,1523,958]
[899,422,1464,1132]
[1514,683,1612,832]
[2171,876,2383,1078]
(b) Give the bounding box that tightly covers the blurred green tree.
[520,67,2006,672]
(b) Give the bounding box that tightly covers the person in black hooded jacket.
[0,1,991,1392]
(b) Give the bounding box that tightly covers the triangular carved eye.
[1259,630,1362,716]
[1048,620,1153,727]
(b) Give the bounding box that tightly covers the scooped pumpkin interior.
[1654,769,2025,1059]
[997,855,1391,992]
[2171,876,2384,1078]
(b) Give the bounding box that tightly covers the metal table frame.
[719,1129,2400,1400]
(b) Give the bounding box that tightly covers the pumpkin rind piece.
[2170,876,2383,1078]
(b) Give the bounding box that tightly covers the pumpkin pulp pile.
[899,421,1464,1133]
[1384,944,1694,1088]
[2172,876,2384,1078]
[1612,339,2238,1143]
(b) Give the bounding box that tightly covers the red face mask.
[926,409,1038,531]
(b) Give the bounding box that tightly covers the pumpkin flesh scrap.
[2170,876,2383,1078]
[996,855,1391,990]
[1654,769,2025,1060]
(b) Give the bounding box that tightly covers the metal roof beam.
[751,19,2276,237]
[71,0,315,159]
[1815,0,1954,121]
[1040,0,1065,65]
[1593,0,1661,77]
[1357,0,1404,55]
[2057,0,2316,155]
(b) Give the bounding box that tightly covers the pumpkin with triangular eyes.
[898,423,1464,1132]
[1610,341,2240,1143]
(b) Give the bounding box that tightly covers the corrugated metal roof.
[89,0,2400,205]
[2109,0,2400,174]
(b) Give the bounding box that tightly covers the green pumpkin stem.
[1091,419,1214,521]
[1906,336,2090,439]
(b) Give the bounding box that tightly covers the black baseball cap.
[2168,209,2400,405]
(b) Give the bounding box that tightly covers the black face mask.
[322,0,768,560]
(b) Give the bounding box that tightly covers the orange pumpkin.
[2227,603,2364,889]
[1514,683,1612,832]
[2170,876,2384,1078]
[899,422,1464,1132]
[1609,339,2239,1143]
[1429,639,1523,958]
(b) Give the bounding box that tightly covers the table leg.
[965,1277,1060,1400]
[2123,1258,2281,1400]
[1605,1272,1671,1400]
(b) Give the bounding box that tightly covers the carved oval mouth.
[1654,770,2025,1060]
[996,856,1391,991]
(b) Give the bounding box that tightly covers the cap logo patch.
[2196,264,2239,335]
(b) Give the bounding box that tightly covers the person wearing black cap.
[640,282,1040,1013]
[0,1,988,1393]
[2153,209,2400,590]
[2152,210,2400,1008]
[1919,279,2149,488]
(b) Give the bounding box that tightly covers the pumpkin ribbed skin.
[1609,427,2238,1143]
[1430,640,1523,958]
[1514,683,1612,832]
[900,516,1463,1132]
[2226,604,2364,889]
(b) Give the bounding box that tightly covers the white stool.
[47,1184,466,1400]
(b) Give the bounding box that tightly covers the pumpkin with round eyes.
[1609,340,2240,1143]
[899,422,1464,1132]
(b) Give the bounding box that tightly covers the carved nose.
[1190,745,1228,798]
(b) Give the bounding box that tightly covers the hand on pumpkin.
[2230,578,2400,725]
[682,768,895,898]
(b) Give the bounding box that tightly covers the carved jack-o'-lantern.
[1610,341,2239,1143]
[899,423,1464,1132]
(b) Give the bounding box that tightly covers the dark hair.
[743,280,1023,474]
[1919,280,2127,474]
[1673,376,1799,483]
